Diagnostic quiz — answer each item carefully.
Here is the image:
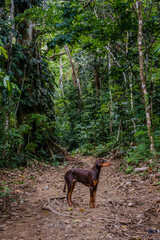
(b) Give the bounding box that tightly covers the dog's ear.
[96,159,101,166]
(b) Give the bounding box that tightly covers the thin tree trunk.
[117,120,122,141]
[8,0,15,72]
[102,0,106,19]
[15,64,27,116]
[150,77,154,125]
[94,6,98,18]
[76,62,82,96]
[136,0,155,152]
[129,73,137,132]
[126,32,129,53]
[126,32,136,132]
[3,0,15,163]
[10,0,15,39]
[108,49,113,136]
[64,45,77,86]
[59,53,64,97]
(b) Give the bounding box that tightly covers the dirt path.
[0,156,160,240]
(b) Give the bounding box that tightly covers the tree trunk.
[3,0,15,163]
[59,53,64,97]
[76,62,82,96]
[8,0,15,72]
[9,0,15,44]
[64,44,77,86]
[117,120,122,141]
[108,49,113,136]
[136,0,155,152]
[129,73,137,132]
[13,2,68,160]
[126,32,136,132]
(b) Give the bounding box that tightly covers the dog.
[63,159,112,208]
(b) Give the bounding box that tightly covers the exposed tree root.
[42,197,75,218]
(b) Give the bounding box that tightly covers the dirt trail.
[0,156,160,240]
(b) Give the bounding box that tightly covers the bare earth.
[0,156,160,240]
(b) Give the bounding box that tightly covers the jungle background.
[0,0,160,172]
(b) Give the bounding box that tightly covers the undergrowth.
[120,144,159,173]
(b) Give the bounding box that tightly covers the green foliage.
[0,70,21,95]
[125,166,134,174]
[25,142,37,153]
[126,144,151,165]
[121,144,154,173]
[0,46,8,58]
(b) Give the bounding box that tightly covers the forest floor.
[0,155,160,240]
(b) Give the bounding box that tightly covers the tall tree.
[64,44,77,86]
[136,0,155,152]
[59,52,64,97]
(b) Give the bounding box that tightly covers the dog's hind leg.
[67,179,77,207]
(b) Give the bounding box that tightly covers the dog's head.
[95,158,112,168]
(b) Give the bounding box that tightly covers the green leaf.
[12,83,21,94]
[0,46,8,59]
[0,39,4,47]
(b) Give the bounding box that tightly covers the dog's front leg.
[89,186,98,208]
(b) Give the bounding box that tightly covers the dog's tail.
[63,180,66,192]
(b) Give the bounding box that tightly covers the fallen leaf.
[72,219,82,223]
[122,225,127,228]
[79,208,85,212]
[66,208,73,211]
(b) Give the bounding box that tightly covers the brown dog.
[63,159,112,208]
